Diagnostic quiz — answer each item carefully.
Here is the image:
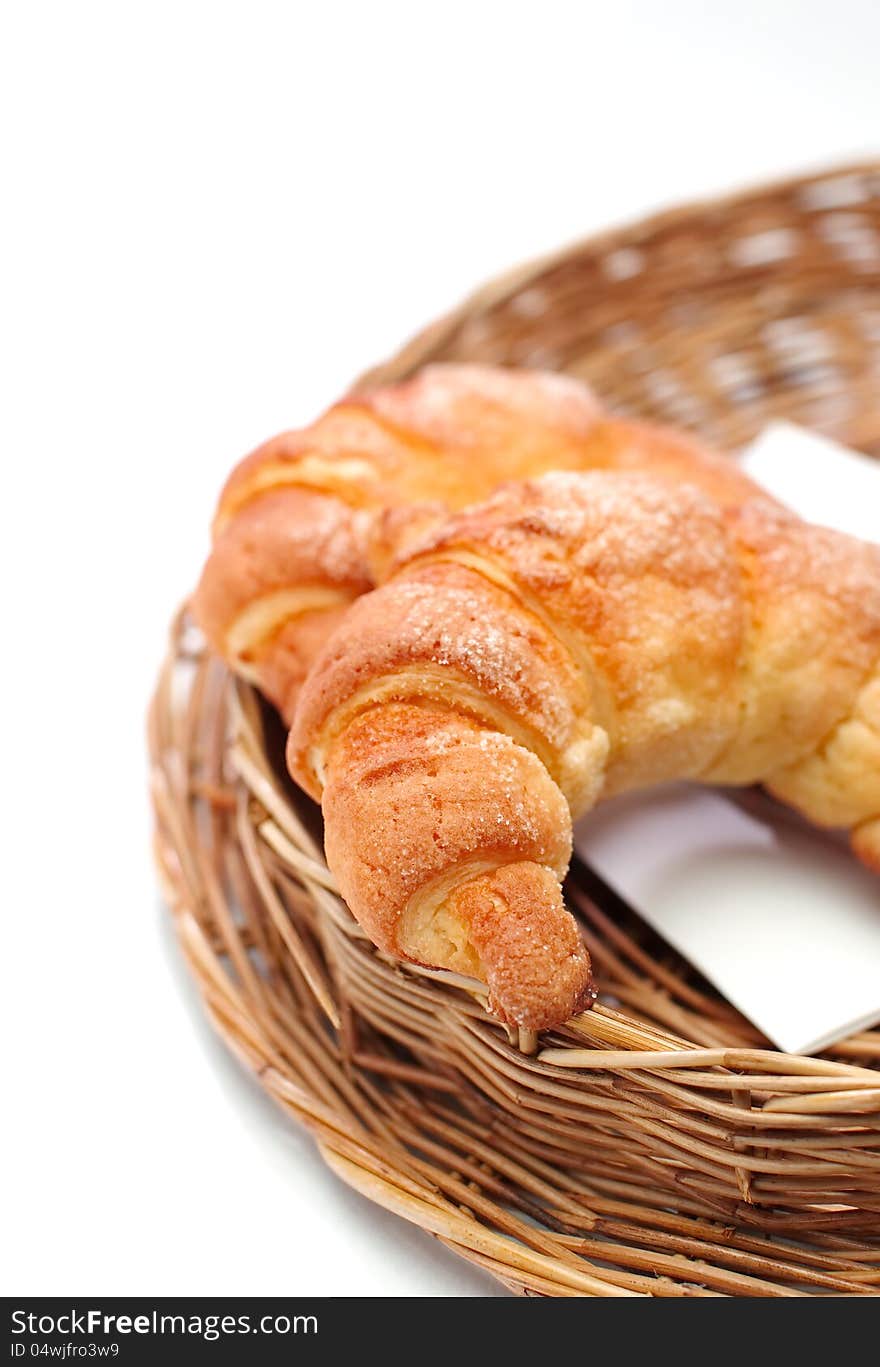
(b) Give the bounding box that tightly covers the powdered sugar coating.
[201,365,771,722]
[289,560,586,798]
[291,456,880,1032]
[320,702,582,1028]
[396,471,748,793]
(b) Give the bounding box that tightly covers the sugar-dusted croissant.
[288,470,880,1030]
[193,365,762,720]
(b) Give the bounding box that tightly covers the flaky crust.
[291,467,880,1030]
[450,864,594,1030]
[215,365,603,526]
[194,365,777,717]
[290,560,588,802]
[319,703,581,1030]
[192,488,371,719]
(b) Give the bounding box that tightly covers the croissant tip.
[449,862,593,1034]
[852,818,880,873]
[487,954,595,1034]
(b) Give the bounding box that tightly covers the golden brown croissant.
[288,470,880,1030]
[193,365,762,720]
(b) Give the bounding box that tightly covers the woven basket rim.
[150,620,880,1296]
[151,160,880,1295]
[356,156,880,394]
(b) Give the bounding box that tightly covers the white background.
[2,0,879,1296]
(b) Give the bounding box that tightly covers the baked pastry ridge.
[288,470,880,1030]
[192,364,764,720]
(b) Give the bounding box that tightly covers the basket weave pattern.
[150,164,880,1296]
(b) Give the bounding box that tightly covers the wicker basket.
[149,163,880,1297]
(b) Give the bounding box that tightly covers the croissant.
[288,470,880,1030]
[192,365,761,720]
